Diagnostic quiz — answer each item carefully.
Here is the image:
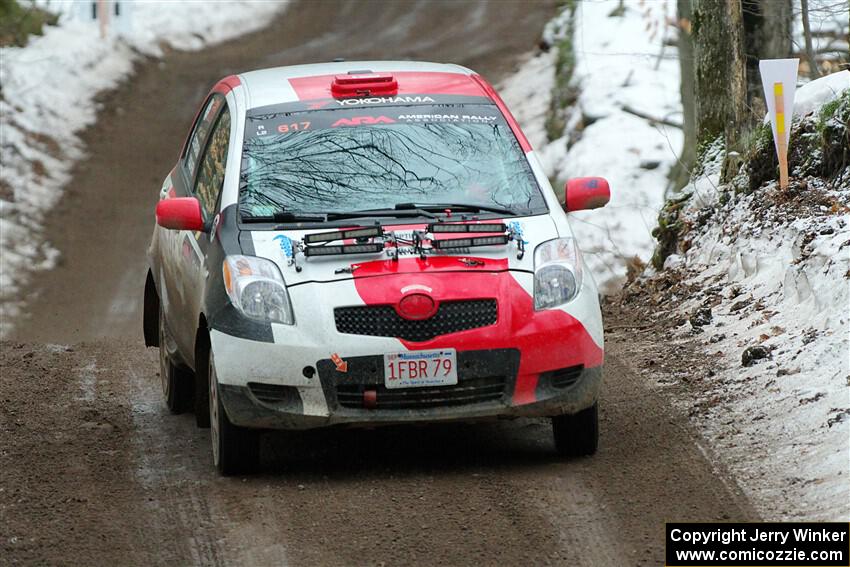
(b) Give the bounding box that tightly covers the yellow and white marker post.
[759,59,799,190]
[774,82,789,188]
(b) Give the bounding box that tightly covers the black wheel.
[552,402,599,457]
[158,306,193,414]
[209,351,260,476]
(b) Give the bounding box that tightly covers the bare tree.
[692,0,748,161]
[756,0,793,60]
[668,0,696,192]
[742,0,793,104]
[800,0,821,78]
[670,0,794,188]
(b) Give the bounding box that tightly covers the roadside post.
[97,0,109,39]
[759,58,799,190]
[73,1,131,39]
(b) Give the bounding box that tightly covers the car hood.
[241,215,559,286]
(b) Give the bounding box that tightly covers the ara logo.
[331,115,396,127]
[334,96,435,106]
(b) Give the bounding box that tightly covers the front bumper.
[209,271,604,430]
[216,350,602,430]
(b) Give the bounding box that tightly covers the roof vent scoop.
[331,73,398,98]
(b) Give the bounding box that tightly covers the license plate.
[384,349,458,389]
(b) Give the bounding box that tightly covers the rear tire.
[209,351,260,476]
[158,307,193,414]
[552,402,599,457]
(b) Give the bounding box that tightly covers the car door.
[172,102,232,358]
[159,93,228,362]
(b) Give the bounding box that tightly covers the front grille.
[543,365,584,389]
[336,375,506,410]
[248,382,298,404]
[334,299,497,342]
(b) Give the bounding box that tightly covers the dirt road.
[2,1,758,565]
[1,336,756,566]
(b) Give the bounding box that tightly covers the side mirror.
[563,177,610,212]
[156,197,204,231]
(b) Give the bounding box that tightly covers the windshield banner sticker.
[246,104,505,137]
[247,94,494,118]
[397,114,498,123]
[334,95,435,106]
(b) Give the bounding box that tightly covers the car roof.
[235,60,489,110]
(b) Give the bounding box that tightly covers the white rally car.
[143,61,611,475]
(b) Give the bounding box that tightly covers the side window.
[194,106,231,219]
[183,95,224,179]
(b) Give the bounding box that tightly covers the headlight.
[533,238,583,310]
[222,255,294,325]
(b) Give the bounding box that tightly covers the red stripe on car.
[212,74,241,95]
[351,255,508,277]
[289,71,487,100]
[350,259,603,405]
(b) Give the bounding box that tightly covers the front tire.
[193,331,211,428]
[158,307,193,414]
[209,351,260,476]
[552,402,599,457]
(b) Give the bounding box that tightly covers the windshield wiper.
[326,208,438,221]
[241,211,327,223]
[242,208,439,225]
[240,202,519,226]
[394,202,520,216]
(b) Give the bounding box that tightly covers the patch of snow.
[498,49,556,152]
[500,0,682,293]
[0,0,289,337]
[501,0,848,523]
[668,74,849,520]
[562,0,682,293]
[792,70,850,119]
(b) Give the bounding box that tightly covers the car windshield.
[239,103,547,221]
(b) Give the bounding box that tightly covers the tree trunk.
[742,0,793,116]
[692,0,748,159]
[757,0,792,60]
[669,0,697,192]
[800,0,821,78]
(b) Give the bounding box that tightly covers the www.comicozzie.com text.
[670,527,848,546]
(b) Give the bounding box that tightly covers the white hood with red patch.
[246,214,561,286]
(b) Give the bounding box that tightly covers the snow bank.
[666,74,849,520]
[501,2,848,521]
[500,0,682,293]
[0,0,288,336]
[497,49,556,152]
[791,69,850,119]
